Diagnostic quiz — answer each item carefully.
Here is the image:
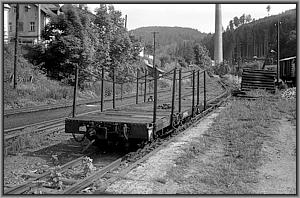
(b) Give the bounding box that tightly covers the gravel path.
[104,107,225,194]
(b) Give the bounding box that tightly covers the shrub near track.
[166,90,295,194]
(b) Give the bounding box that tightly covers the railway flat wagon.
[65,86,198,143]
[65,68,226,145]
[66,104,186,143]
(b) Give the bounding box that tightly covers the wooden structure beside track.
[241,69,276,93]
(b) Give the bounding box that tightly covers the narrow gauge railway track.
[5,80,230,195]
[3,87,195,156]
[4,74,225,149]
[4,90,151,117]
[4,88,174,137]
[68,78,231,196]
[4,87,172,130]
[73,80,231,195]
[4,151,123,194]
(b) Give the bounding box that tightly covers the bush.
[212,63,231,76]
[3,45,75,109]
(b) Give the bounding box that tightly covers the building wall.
[8,4,47,44]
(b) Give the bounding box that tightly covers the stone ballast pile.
[281,87,296,99]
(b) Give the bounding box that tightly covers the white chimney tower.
[214,4,223,64]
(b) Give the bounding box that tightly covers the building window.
[13,7,16,13]
[30,22,35,32]
[18,22,23,32]
[9,22,12,32]
[25,5,29,12]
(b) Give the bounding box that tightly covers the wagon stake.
[123,124,128,140]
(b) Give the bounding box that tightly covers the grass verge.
[166,89,296,194]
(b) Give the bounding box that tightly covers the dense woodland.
[202,9,296,63]
[131,26,211,69]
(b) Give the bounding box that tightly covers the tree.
[245,14,252,23]
[159,55,170,68]
[266,5,271,16]
[193,43,212,69]
[233,16,240,28]
[239,14,245,25]
[229,20,234,31]
[144,42,153,55]
[201,33,214,59]
[175,41,195,65]
[41,5,95,86]
[94,4,142,82]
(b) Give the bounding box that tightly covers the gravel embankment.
[103,107,225,194]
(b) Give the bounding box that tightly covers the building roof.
[143,59,165,73]
[38,4,58,17]
[14,4,59,17]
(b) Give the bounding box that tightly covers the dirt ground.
[254,118,296,194]
[102,104,296,194]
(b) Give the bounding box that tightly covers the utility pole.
[37,4,41,42]
[276,19,280,83]
[125,14,127,29]
[72,64,79,117]
[252,29,255,57]
[13,3,19,89]
[152,31,159,125]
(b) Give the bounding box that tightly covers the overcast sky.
[87,3,296,33]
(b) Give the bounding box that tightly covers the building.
[142,59,165,78]
[7,4,59,44]
[138,47,165,77]
[4,4,11,43]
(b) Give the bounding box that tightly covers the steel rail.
[4,87,177,141]
[5,76,231,195]
[4,88,172,134]
[92,82,231,194]
[4,87,171,117]
[61,158,122,194]
[4,156,87,194]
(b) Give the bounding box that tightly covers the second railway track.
[4,88,172,130]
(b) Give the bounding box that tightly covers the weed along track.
[74,85,230,195]
[4,152,124,194]
[4,73,229,194]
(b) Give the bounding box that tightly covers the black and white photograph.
[1,1,297,195]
